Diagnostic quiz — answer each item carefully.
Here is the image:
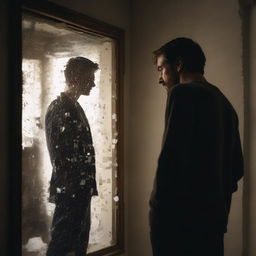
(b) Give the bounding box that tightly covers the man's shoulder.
[171,82,230,103]
[169,83,208,104]
[171,82,237,115]
[46,94,74,115]
[172,81,219,95]
[47,98,60,111]
[46,97,61,117]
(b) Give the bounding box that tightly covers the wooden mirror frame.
[8,1,124,255]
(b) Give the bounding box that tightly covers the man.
[149,38,244,256]
[45,57,98,256]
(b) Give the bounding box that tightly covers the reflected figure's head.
[64,56,99,96]
[153,37,206,91]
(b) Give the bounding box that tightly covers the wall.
[248,4,256,255]
[129,0,244,256]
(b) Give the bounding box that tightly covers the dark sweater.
[150,81,244,233]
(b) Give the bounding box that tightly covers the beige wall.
[129,0,244,256]
[249,4,256,255]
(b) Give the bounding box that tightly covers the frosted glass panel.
[22,12,118,256]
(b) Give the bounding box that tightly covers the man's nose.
[159,77,164,85]
[159,72,163,81]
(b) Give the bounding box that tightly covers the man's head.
[64,57,99,96]
[153,37,206,91]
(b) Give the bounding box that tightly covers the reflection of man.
[45,57,98,256]
[149,38,244,256]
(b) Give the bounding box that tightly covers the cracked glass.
[22,12,119,256]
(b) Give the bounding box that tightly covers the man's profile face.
[77,69,96,96]
[156,54,179,92]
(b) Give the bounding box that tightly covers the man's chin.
[82,91,91,96]
[164,83,177,93]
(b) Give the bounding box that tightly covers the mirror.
[21,2,124,256]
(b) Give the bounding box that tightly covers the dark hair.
[153,37,206,74]
[64,57,99,86]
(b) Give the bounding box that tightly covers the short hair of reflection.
[64,56,99,86]
[153,37,206,75]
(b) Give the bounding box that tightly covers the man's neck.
[63,87,80,102]
[179,72,207,84]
